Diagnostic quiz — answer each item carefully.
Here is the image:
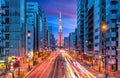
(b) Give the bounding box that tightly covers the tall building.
[47,26,55,50]
[68,32,76,51]
[77,0,85,52]
[105,0,120,71]
[47,26,52,48]
[77,0,94,54]
[77,0,120,72]
[26,2,44,55]
[44,17,47,49]
[0,0,26,59]
[64,37,69,50]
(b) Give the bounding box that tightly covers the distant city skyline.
[27,0,77,39]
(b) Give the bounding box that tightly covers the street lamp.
[101,23,108,77]
[27,32,31,37]
[101,24,107,32]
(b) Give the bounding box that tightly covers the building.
[26,2,44,55]
[77,0,120,72]
[0,0,26,59]
[64,37,69,50]
[105,0,120,71]
[43,17,47,49]
[47,26,55,50]
[47,26,52,48]
[77,0,85,53]
[51,34,56,50]
[68,32,76,51]
[47,26,52,49]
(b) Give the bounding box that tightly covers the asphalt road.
[25,49,97,78]
[25,51,65,78]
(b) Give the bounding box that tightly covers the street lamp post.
[117,15,120,72]
[101,23,108,77]
[27,58,30,71]
[99,55,101,72]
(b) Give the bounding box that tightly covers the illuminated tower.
[58,12,63,47]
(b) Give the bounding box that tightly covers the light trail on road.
[25,49,97,78]
[25,52,58,78]
[62,51,97,78]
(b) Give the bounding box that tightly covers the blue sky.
[27,0,77,39]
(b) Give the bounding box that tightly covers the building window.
[111,19,117,23]
[28,5,34,7]
[5,34,9,39]
[95,43,98,46]
[111,1,118,5]
[112,37,116,41]
[111,10,118,14]
[5,42,9,47]
[5,26,9,31]
[95,36,98,39]
[5,18,9,23]
[111,28,116,32]
[28,8,34,11]
[28,48,31,51]
[112,46,116,50]
[95,28,98,32]
[5,10,9,16]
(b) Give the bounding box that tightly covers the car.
[0,60,6,70]
[0,60,6,76]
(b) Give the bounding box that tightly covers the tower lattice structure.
[57,12,63,47]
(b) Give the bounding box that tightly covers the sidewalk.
[0,52,51,78]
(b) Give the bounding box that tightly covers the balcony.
[110,22,116,28]
[106,41,117,47]
[110,14,117,19]
[111,41,117,46]
[111,32,116,37]
[110,50,116,56]
[1,5,9,8]
[108,58,116,64]
[110,5,118,10]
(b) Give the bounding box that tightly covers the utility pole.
[18,38,20,78]
[117,14,120,72]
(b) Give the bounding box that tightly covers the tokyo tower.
[57,12,63,47]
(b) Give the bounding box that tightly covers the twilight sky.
[27,0,77,39]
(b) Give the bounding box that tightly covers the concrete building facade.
[0,0,26,58]
[77,0,120,71]
[26,2,44,55]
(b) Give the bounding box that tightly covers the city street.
[25,49,65,78]
[24,49,97,78]
[1,0,120,78]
